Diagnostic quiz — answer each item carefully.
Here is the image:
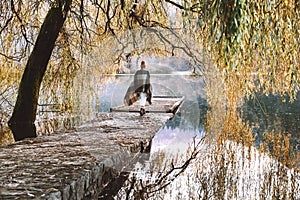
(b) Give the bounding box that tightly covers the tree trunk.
[8,5,69,141]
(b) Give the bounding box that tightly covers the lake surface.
[98,72,299,199]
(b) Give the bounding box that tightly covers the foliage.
[0,0,298,127]
[260,131,299,168]
[203,0,299,100]
[0,0,299,198]
[164,0,298,105]
[180,0,299,165]
[0,0,172,141]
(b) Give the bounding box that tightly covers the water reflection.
[243,93,300,152]
[117,137,299,199]
[115,78,300,199]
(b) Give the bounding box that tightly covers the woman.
[124,60,152,115]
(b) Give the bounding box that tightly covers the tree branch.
[165,0,184,10]
[10,0,33,45]
[165,0,203,14]
[0,16,13,35]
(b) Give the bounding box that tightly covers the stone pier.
[0,112,173,199]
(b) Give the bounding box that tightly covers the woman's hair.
[141,60,146,68]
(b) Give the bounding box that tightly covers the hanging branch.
[10,0,33,45]
[165,0,204,13]
[165,0,184,9]
[0,16,13,35]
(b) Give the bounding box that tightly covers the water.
[104,71,299,199]
[242,93,300,151]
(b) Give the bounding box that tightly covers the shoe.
[140,108,145,116]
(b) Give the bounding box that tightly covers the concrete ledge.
[0,112,172,199]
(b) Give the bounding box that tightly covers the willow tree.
[167,0,299,98]
[6,1,72,141]
[163,0,299,151]
[4,0,298,141]
[1,0,171,141]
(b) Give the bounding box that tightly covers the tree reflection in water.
[116,91,299,199]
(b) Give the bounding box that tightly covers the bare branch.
[121,136,205,199]
[165,0,204,14]
[165,0,184,10]
[147,137,204,194]
[0,16,13,35]
[10,0,33,45]
[0,51,25,62]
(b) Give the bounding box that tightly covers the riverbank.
[0,112,173,199]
